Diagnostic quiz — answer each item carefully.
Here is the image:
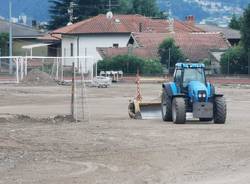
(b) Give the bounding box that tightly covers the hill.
[0,0,50,21]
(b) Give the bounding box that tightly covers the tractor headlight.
[198,94,202,98]
[202,93,206,98]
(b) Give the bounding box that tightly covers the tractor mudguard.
[214,94,224,97]
[162,82,181,98]
[206,82,215,97]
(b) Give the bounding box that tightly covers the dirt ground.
[0,82,250,184]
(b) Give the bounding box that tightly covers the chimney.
[186,15,195,26]
[139,23,143,32]
[168,18,174,33]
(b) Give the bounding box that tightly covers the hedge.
[98,55,163,75]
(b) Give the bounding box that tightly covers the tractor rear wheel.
[161,91,172,121]
[214,97,227,124]
[172,97,186,124]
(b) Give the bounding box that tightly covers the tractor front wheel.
[161,91,172,121]
[214,97,227,124]
[172,97,186,124]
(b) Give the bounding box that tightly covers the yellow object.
[128,99,161,120]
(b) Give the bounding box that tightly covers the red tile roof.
[38,33,61,41]
[98,32,231,61]
[51,14,204,35]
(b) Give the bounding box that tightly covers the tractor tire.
[214,97,227,124]
[199,118,213,122]
[172,97,186,124]
[161,91,172,121]
[128,102,135,119]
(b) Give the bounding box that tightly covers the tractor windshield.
[183,68,205,87]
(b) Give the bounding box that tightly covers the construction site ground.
[0,81,250,184]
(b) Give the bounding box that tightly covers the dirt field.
[0,82,250,184]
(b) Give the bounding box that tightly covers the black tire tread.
[161,91,172,121]
[172,97,186,124]
[214,97,227,124]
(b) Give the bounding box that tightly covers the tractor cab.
[173,63,206,91]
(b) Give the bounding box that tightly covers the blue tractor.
[161,63,227,124]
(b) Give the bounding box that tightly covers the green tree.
[0,33,9,56]
[49,0,131,30]
[158,38,185,68]
[229,14,241,30]
[48,0,73,30]
[220,45,247,74]
[48,0,162,30]
[240,4,250,74]
[130,0,161,17]
[241,4,250,53]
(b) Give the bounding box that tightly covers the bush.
[142,59,163,75]
[98,55,163,75]
[0,32,9,56]
[220,45,247,74]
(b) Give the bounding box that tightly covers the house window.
[113,43,119,48]
[70,43,74,56]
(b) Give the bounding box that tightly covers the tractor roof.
[175,63,205,69]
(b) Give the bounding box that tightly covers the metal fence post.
[71,62,75,120]
[16,58,19,83]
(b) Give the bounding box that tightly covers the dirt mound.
[22,69,57,86]
[0,114,75,124]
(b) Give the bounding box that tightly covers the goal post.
[0,56,97,84]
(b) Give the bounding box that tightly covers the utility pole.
[109,0,111,11]
[68,1,77,25]
[9,0,13,74]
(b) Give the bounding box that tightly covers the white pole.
[20,57,24,80]
[24,56,28,76]
[56,57,59,80]
[95,60,97,77]
[9,0,13,75]
[74,63,78,123]
[60,58,64,82]
[16,59,19,83]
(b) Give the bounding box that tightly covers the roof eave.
[58,32,132,35]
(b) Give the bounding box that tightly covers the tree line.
[48,0,164,30]
[222,4,250,74]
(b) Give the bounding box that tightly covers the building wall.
[62,34,130,61]
[13,38,48,56]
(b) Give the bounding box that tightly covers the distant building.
[0,18,61,57]
[196,24,241,46]
[0,18,46,56]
